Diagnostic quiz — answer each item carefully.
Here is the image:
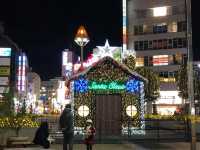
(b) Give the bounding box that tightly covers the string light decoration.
[139,81,145,130]
[0,116,39,128]
[72,57,146,132]
[74,77,88,93]
[126,79,140,93]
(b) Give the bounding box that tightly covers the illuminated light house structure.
[68,56,146,136]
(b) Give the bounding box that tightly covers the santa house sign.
[74,77,140,93]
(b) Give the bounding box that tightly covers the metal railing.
[43,117,193,143]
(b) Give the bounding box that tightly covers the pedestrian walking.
[33,121,50,149]
[84,119,96,150]
[59,104,74,150]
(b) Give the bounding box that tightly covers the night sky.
[0,0,199,80]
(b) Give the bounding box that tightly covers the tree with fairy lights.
[123,55,160,114]
[0,87,14,117]
[176,64,200,113]
[0,85,39,139]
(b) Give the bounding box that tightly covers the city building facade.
[40,77,67,114]
[126,0,187,115]
[62,49,73,79]
[0,23,20,102]
[26,72,41,113]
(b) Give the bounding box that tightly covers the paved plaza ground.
[3,142,200,150]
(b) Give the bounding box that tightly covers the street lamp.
[74,25,89,70]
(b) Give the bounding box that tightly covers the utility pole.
[186,0,196,149]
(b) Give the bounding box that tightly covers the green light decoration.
[88,81,125,90]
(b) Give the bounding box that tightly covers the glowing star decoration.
[96,40,121,61]
[126,79,140,93]
[74,78,88,93]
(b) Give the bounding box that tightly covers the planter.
[0,128,37,146]
[7,136,32,148]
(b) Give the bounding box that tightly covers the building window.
[178,38,183,48]
[143,24,152,34]
[135,41,139,50]
[174,54,182,64]
[163,39,167,49]
[78,105,89,117]
[168,55,174,65]
[153,40,158,49]
[135,10,147,18]
[134,38,186,51]
[173,38,178,48]
[153,55,169,66]
[178,21,186,32]
[148,41,153,49]
[126,105,137,117]
[139,41,144,50]
[144,41,148,50]
[134,25,143,35]
[144,56,149,66]
[168,22,177,32]
[157,40,163,49]
[182,54,187,65]
[149,56,153,66]
[159,71,176,82]
[136,57,144,67]
[153,7,167,17]
[167,39,173,49]
[182,38,187,47]
[172,5,185,15]
[153,23,167,33]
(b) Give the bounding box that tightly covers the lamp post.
[186,0,196,149]
[74,25,89,70]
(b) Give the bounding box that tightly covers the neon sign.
[74,78,140,93]
[89,81,125,90]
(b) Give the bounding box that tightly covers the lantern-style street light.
[74,25,89,70]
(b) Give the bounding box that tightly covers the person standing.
[59,104,74,150]
[84,119,96,150]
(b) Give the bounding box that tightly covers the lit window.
[168,22,177,32]
[22,76,26,81]
[126,105,137,117]
[18,56,21,61]
[153,7,167,17]
[78,105,89,117]
[153,55,169,66]
[136,57,144,67]
[23,56,26,61]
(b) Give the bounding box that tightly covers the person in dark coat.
[84,119,96,150]
[33,121,50,149]
[59,104,74,150]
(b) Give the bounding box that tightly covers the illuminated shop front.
[68,57,147,136]
[156,91,182,115]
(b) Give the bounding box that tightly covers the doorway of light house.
[95,94,122,136]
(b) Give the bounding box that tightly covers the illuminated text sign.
[88,81,125,90]
[0,48,11,56]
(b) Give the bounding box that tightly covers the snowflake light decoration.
[74,78,88,93]
[126,79,140,93]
